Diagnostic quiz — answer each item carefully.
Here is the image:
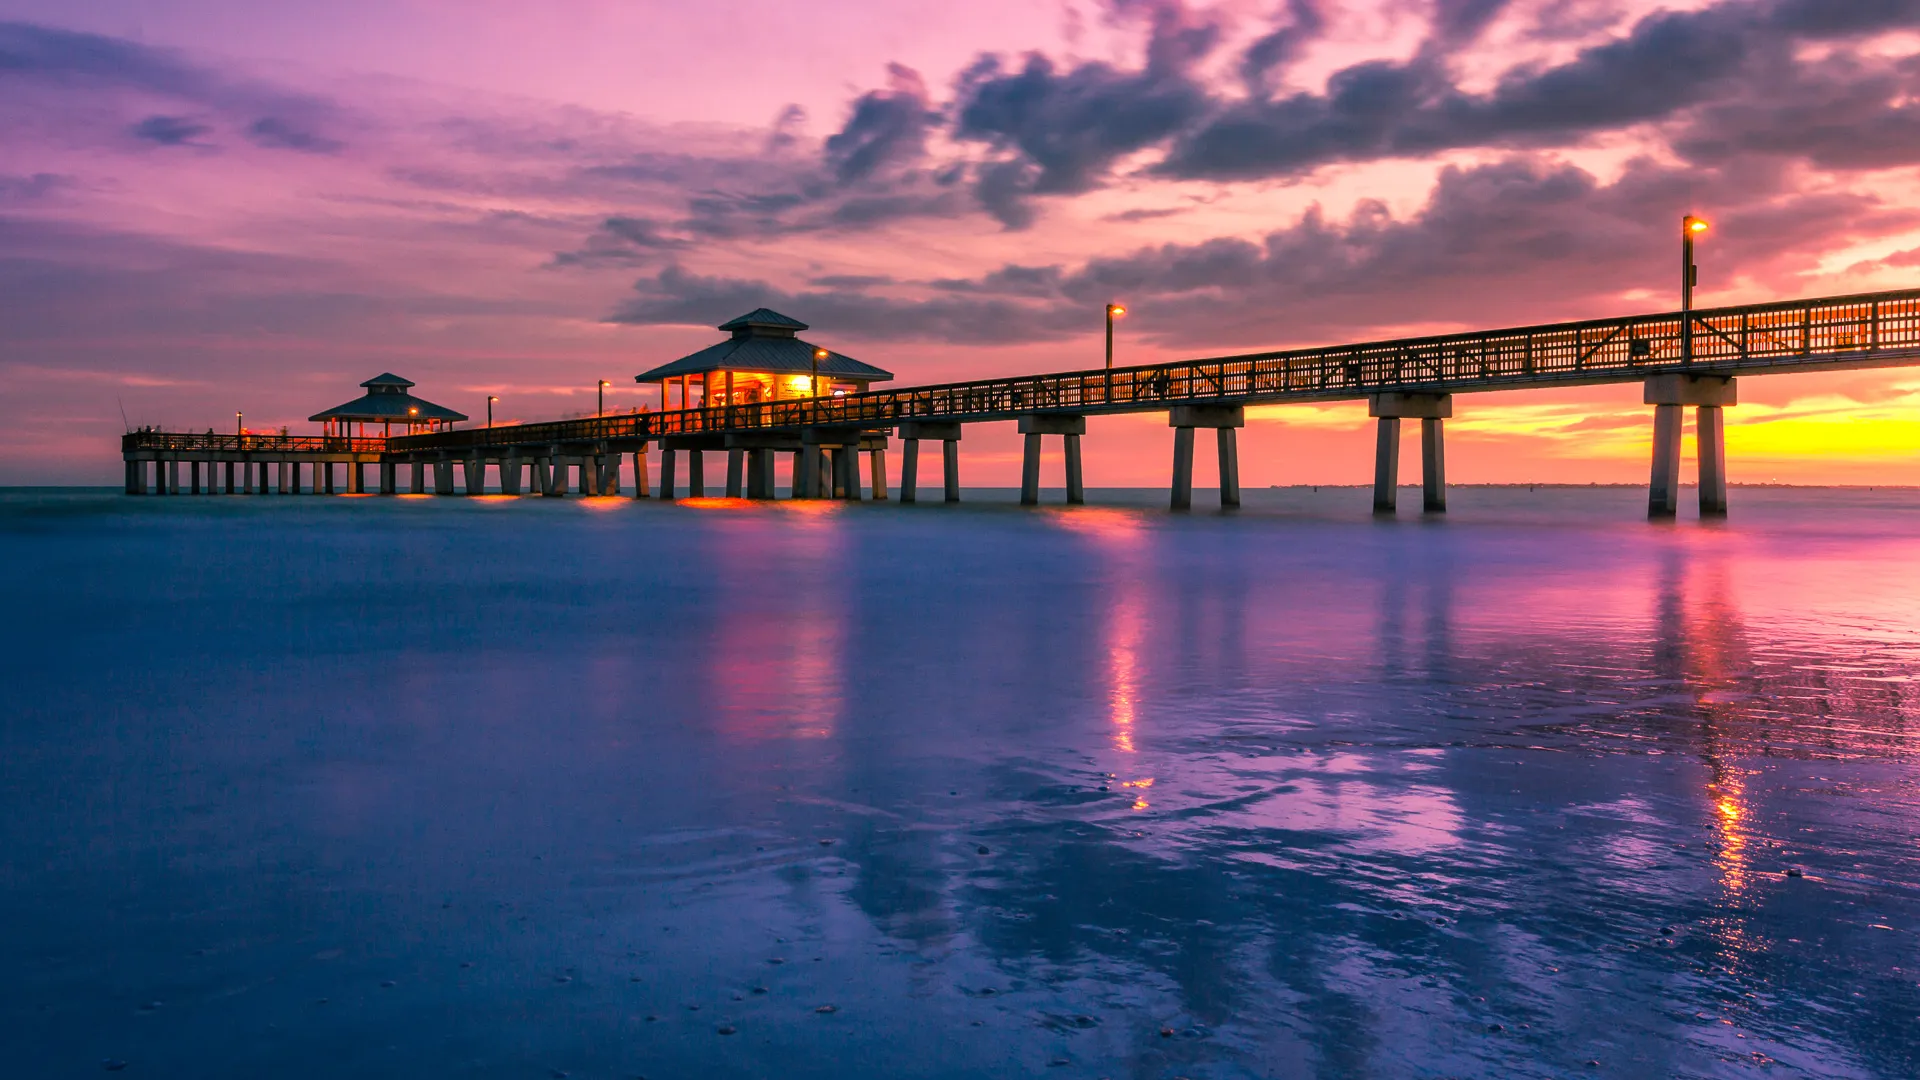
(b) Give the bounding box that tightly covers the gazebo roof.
[309,373,467,423]
[634,309,893,383]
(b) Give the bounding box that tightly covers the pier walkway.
[124,287,1920,517]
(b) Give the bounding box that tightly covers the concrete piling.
[1169,405,1243,510]
[660,448,678,501]
[1016,415,1086,506]
[726,449,744,497]
[900,439,919,503]
[1170,426,1195,511]
[1644,374,1736,519]
[1368,394,1450,515]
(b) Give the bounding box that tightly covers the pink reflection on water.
[704,511,845,743]
[1055,509,1153,755]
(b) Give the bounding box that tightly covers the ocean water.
[2,486,1918,1079]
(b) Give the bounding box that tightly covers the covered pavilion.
[635,309,893,409]
[310,373,468,437]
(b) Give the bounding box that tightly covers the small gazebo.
[310,373,468,437]
[635,309,894,409]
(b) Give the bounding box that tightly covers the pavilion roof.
[634,309,893,383]
[309,376,467,423]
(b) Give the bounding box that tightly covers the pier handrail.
[388,286,1920,453]
[122,432,388,453]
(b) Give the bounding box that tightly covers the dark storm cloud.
[1159,0,1920,181]
[823,64,939,185]
[0,172,66,201]
[1671,53,1920,171]
[952,1,1219,225]
[130,114,209,146]
[0,21,210,95]
[607,155,1914,351]
[547,215,688,267]
[2,21,344,155]
[1238,0,1326,92]
[245,116,344,154]
[606,264,1083,345]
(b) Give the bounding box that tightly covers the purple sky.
[6,0,1920,485]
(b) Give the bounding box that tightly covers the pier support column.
[190,460,202,495]
[869,447,888,500]
[497,457,518,495]
[323,461,336,494]
[1373,419,1400,513]
[659,448,678,501]
[1644,375,1736,519]
[349,462,365,494]
[224,461,236,494]
[632,448,651,498]
[380,461,396,495]
[1169,405,1244,510]
[1065,434,1084,505]
[1699,406,1727,516]
[409,460,425,494]
[1215,428,1239,509]
[126,460,144,495]
[1647,405,1682,518]
[687,451,705,498]
[1020,433,1042,506]
[1368,394,1451,515]
[1170,427,1195,511]
[900,422,963,504]
[572,458,591,496]
[796,436,825,499]
[275,461,288,494]
[744,449,767,499]
[1016,415,1086,507]
[464,457,484,495]
[900,439,919,503]
[602,455,621,496]
[725,449,744,497]
[1421,419,1446,513]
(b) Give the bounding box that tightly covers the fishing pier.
[123,288,1920,517]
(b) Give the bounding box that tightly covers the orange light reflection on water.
[1066,510,1151,755]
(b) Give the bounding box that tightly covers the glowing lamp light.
[1687,217,1710,234]
[814,348,829,361]
[1107,303,1126,318]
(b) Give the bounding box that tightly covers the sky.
[6,0,1920,486]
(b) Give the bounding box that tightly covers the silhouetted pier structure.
[124,289,1920,517]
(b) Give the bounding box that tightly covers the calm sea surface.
[2,486,1918,1079]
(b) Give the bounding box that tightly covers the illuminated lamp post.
[1682,215,1708,366]
[598,379,609,418]
[236,411,243,440]
[487,395,497,429]
[408,405,419,435]
[1105,302,1126,369]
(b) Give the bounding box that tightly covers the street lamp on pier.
[487,395,498,428]
[598,380,609,418]
[1682,215,1709,365]
[236,411,243,444]
[1105,303,1126,370]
